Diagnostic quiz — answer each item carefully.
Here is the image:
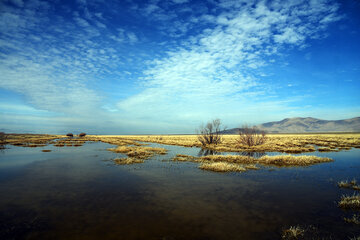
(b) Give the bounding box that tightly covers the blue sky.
[0,0,359,134]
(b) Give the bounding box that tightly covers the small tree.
[66,133,73,138]
[79,133,86,137]
[0,132,7,149]
[197,119,224,146]
[237,125,267,147]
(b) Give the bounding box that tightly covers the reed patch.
[338,193,360,209]
[199,162,247,172]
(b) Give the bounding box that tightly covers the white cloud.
[0,0,346,133]
[117,0,341,128]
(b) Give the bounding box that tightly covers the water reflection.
[197,148,266,158]
[0,142,359,239]
[237,151,266,158]
[197,148,219,156]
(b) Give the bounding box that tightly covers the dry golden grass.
[282,226,305,239]
[338,179,360,191]
[199,162,247,172]
[257,155,333,166]
[200,155,255,163]
[344,214,360,225]
[90,133,360,154]
[108,145,167,161]
[172,154,332,167]
[113,157,144,165]
[338,193,360,209]
[5,134,63,146]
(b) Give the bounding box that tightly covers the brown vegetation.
[102,133,360,154]
[237,125,267,146]
[338,179,360,191]
[108,145,167,162]
[344,214,360,225]
[172,153,332,168]
[4,134,62,147]
[197,119,224,146]
[113,158,144,165]
[199,162,246,172]
[282,226,304,239]
[338,193,360,209]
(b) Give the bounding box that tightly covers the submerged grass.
[113,158,144,165]
[282,225,305,239]
[108,145,167,164]
[344,214,360,225]
[338,179,360,191]
[338,193,360,209]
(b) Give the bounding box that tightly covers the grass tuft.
[338,193,360,209]
[113,158,144,165]
[199,162,246,172]
[344,214,360,225]
[338,179,360,191]
[282,225,304,239]
[172,154,198,162]
[257,155,332,166]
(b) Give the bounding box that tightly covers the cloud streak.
[1,0,356,134]
[118,0,341,125]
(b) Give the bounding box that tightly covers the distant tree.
[0,132,7,143]
[0,132,7,149]
[197,119,225,146]
[237,125,267,147]
[66,133,73,138]
[79,133,86,137]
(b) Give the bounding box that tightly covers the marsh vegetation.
[171,153,332,172]
[0,133,359,239]
[103,133,360,154]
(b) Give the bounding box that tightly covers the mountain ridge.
[222,117,360,134]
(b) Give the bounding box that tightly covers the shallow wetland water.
[0,141,359,239]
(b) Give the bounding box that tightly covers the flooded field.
[0,140,359,239]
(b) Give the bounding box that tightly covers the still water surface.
[0,141,359,239]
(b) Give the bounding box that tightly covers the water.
[0,141,359,239]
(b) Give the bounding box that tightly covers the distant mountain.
[222,117,360,134]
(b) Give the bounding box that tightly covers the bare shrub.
[197,119,224,146]
[0,132,7,143]
[79,133,86,137]
[237,125,267,147]
[0,132,7,149]
[66,133,73,138]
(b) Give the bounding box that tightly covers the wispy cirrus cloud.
[117,0,341,126]
[1,0,357,134]
[0,0,142,117]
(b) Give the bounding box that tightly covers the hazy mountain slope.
[223,117,360,133]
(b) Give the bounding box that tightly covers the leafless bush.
[79,133,86,137]
[66,133,73,138]
[0,132,7,149]
[197,119,224,146]
[237,125,267,147]
[0,132,7,143]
